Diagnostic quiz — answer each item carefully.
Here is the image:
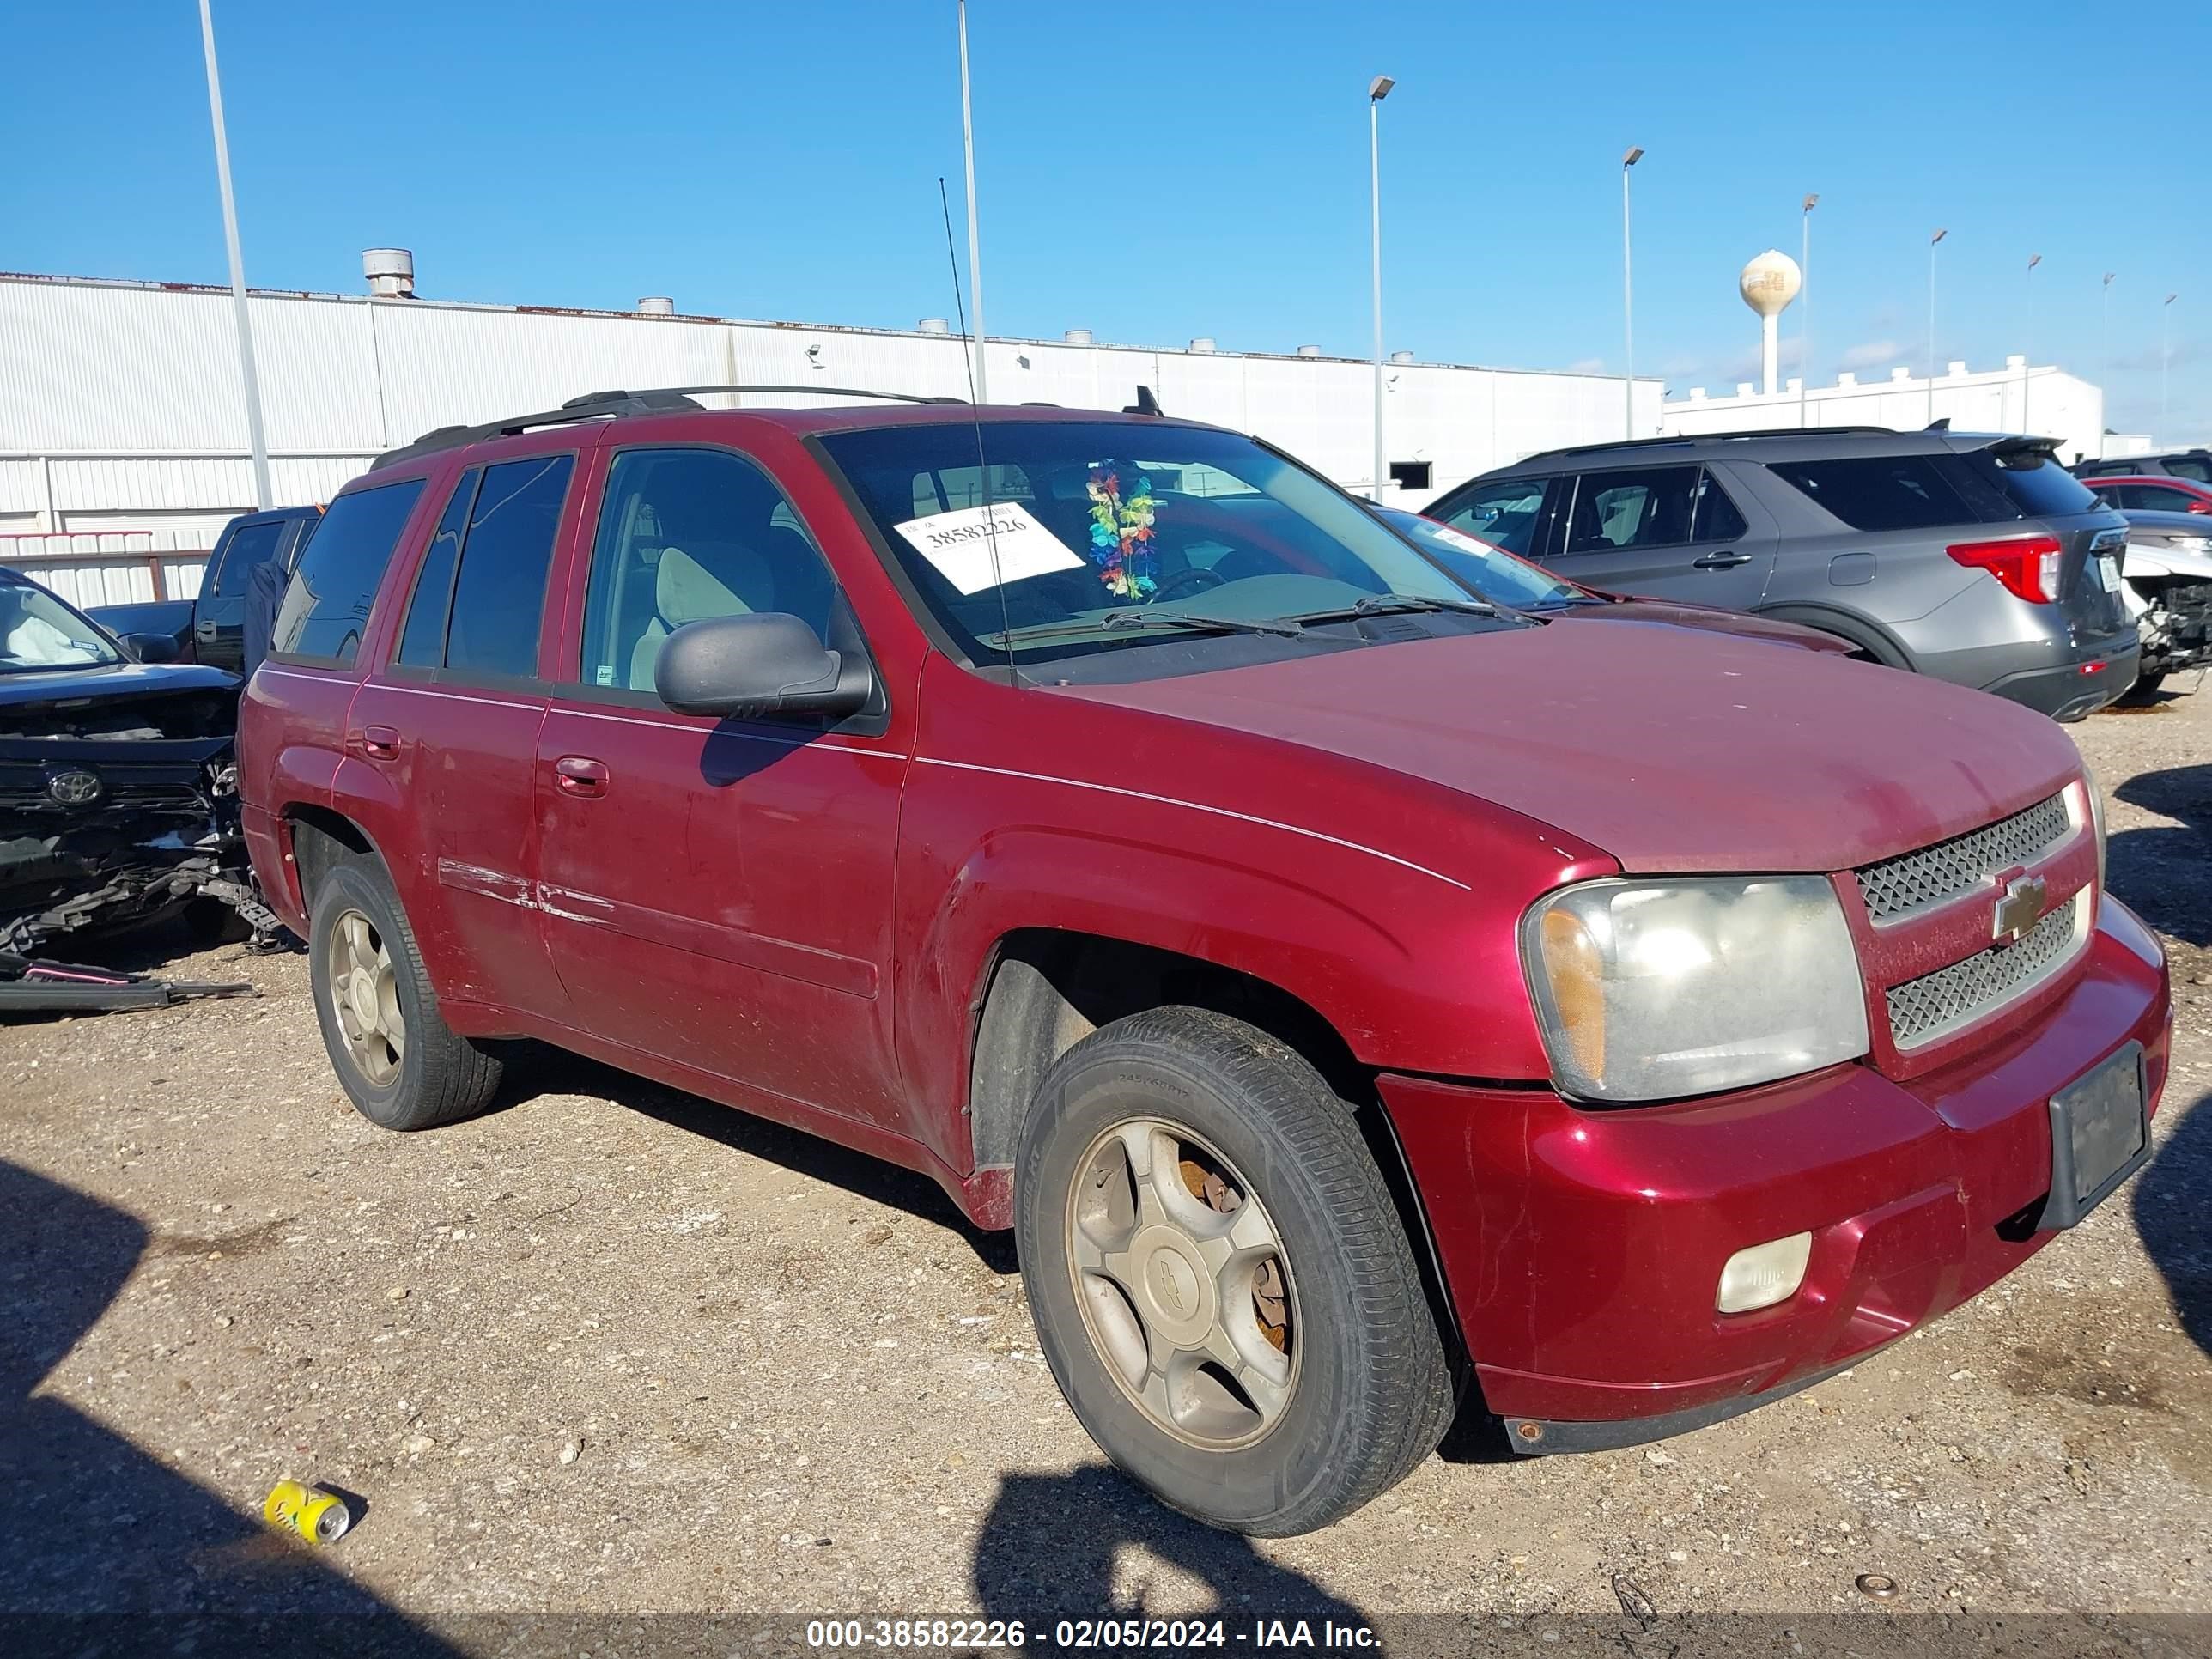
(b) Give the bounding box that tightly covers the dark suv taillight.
[1946,535,2063,604]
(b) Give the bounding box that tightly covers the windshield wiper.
[1097,609,1310,639]
[1287,592,1504,624]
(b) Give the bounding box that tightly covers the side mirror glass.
[121,632,179,664]
[654,611,871,723]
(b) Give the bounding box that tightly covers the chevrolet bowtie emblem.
[1992,874,2048,945]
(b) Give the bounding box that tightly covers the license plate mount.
[2038,1041,2149,1231]
[2095,554,2122,593]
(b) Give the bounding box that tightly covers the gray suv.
[1425,427,2139,720]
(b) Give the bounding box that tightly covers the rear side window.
[1955,447,2101,519]
[441,454,574,680]
[2164,458,2211,483]
[1692,470,1748,541]
[1564,466,1699,554]
[272,478,426,665]
[1764,455,1975,532]
[209,520,286,597]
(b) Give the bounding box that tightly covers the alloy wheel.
[1065,1117,1299,1450]
[327,908,404,1086]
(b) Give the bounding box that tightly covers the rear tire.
[307,856,501,1131]
[1015,1006,1454,1535]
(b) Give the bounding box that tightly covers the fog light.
[1717,1232,1812,1314]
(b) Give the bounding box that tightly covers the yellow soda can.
[263,1480,353,1544]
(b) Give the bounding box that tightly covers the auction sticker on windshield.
[896,501,1085,595]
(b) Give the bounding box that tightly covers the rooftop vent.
[1189,337,1217,354]
[1390,350,1414,365]
[1064,328,1094,345]
[636,296,675,316]
[918,317,951,335]
[1296,344,1322,357]
[362,247,415,299]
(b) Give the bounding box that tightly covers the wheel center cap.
[348,971,379,1029]
[1129,1224,1214,1345]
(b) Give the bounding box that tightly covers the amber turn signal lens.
[1539,908,1606,1085]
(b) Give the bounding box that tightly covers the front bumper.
[1380,897,2171,1448]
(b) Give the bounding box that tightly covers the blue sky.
[5,0,2206,436]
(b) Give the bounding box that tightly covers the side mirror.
[654,611,872,723]
[121,632,179,664]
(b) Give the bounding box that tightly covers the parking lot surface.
[3,690,2209,1650]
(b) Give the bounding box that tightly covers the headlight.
[2073,758,2106,907]
[1521,877,1869,1103]
[2172,536,2212,553]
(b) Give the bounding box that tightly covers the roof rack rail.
[1519,423,1899,465]
[368,383,968,471]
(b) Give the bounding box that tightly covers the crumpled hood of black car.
[0,661,240,739]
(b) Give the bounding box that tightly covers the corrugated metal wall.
[1,273,1663,550]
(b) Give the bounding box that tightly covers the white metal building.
[1662,358,2116,464]
[0,267,1663,607]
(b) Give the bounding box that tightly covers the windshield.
[1374,508,1584,608]
[0,579,123,673]
[817,421,1486,662]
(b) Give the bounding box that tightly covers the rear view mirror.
[654,611,872,723]
[121,632,179,664]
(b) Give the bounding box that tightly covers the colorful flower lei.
[1085,463,1158,601]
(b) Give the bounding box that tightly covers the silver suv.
[1426,427,2138,720]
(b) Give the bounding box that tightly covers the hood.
[0,659,238,709]
[2124,540,2212,581]
[1060,618,2083,874]
[2118,510,2212,538]
[1550,598,1851,653]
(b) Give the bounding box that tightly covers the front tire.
[307,856,502,1131]
[1015,1006,1453,1535]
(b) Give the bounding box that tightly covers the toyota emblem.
[46,767,103,808]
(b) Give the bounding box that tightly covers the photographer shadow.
[972,1465,1367,1628]
[0,1158,453,1651]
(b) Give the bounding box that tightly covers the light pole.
[1369,75,1395,501]
[1927,228,1947,428]
[2023,252,2041,433]
[1799,193,1817,428]
[957,0,988,404]
[1622,146,1644,440]
[2164,292,2179,435]
[197,0,271,510]
[2101,273,2116,454]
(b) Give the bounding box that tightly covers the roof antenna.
[939,175,1017,686]
[1123,385,1164,416]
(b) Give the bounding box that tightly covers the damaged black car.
[1,567,281,1007]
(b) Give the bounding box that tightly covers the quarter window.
[2163,459,2211,483]
[1564,466,1700,554]
[580,448,841,692]
[1764,455,1974,532]
[441,454,574,680]
[272,477,426,665]
[396,469,479,667]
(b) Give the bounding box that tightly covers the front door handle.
[554,755,610,799]
[357,724,401,760]
[1692,550,1754,569]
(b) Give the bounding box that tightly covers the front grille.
[1886,890,2084,1049]
[1856,792,2071,924]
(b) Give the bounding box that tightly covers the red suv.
[240,390,2172,1535]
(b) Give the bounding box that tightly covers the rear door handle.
[195,619,218,638]
[356,724,401,760]
[554,755,610,799]
[1692,550,1753,569]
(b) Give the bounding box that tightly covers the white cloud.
[1838,339,1905,371]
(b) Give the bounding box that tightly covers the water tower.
[1740,250,1802,396]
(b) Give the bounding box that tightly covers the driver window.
[580,448,839,693]
[1437,479,1547,556]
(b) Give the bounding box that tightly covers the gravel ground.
[3,688,2209,1653]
